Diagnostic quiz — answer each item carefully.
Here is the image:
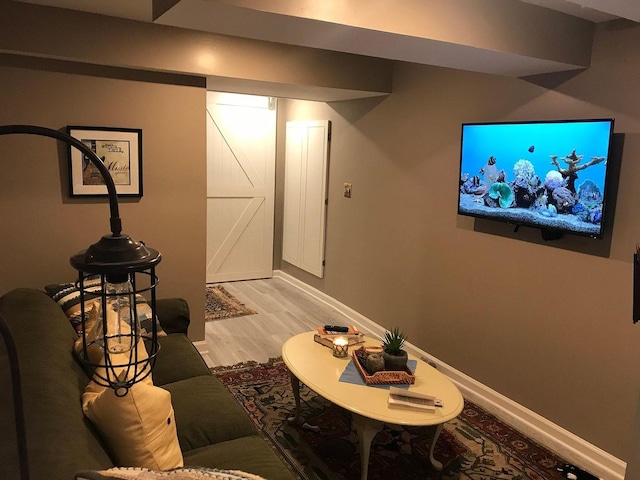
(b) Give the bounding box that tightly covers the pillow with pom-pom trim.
[75,467,266,479]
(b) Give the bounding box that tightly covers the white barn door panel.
[206,92,276,283]
[283,120,331,278]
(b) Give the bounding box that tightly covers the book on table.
[313,325,365,348]
[387,386,439,412]
[316,325,361,337]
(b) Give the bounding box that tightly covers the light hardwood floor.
[204,277,355,367]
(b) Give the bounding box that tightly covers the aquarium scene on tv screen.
[458,119,615,238]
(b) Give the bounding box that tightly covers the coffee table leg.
[285,374,321,432]
[352,413,383,480]
[287,373,301,424]
[429,424,445,471]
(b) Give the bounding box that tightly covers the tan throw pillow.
[75,304,112,367]
[75,305,152,383]
[82,376,183,470]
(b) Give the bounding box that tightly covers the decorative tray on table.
[352,347,415,385]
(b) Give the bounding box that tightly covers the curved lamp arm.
[0,125,122,236]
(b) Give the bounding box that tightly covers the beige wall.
[0,62,207,340]
[277,20,640,461]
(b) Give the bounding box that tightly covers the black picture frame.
[67,126,143,197]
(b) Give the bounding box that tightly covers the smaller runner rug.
[205,285,257,321]
[213,359,572,480]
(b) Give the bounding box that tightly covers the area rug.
[213,359,572,480]
[205,285,257,321]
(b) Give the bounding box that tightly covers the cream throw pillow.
[82,374,183,470]
[80,300,182,470]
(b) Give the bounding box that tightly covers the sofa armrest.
[156,298,190,335]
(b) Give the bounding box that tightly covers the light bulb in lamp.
[95,275,139,354]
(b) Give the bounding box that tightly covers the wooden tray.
[352,347,415,385]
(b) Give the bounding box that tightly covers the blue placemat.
[339,358,417,390]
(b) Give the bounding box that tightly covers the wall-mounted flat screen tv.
[458,118,615,239]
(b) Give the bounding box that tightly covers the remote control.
[324,325,349,333]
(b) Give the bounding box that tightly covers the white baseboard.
[274,270,626,480]
[193,340,214,368]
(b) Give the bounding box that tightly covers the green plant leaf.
[382,327,406,354]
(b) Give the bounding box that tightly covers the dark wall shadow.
[0,53,205,88]
[328,95,388,123]
[471,133,625,258]
[521,68,587,89]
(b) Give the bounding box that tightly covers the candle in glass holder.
[332,337,349,357]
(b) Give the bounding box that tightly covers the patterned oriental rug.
[205,285,257,321]
[212,359,571,480]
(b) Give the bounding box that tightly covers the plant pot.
[383,350,408,371]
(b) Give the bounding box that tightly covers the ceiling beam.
[156,0,596,77]
[566,0,640,22]
[0,1,393,100]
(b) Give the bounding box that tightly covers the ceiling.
[519,0,628,22]
[12,0,640,78]
[14,0,639,24]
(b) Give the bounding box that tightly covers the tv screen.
[458,118,615,239]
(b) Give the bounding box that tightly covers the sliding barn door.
[282,120,331,278]
[206,92,276,283]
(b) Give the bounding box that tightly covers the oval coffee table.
[282,331,464,480]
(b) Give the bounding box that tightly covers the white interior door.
[206,92,276,283]
[282,120,331,278]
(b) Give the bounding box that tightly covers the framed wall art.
[67,126,143,197]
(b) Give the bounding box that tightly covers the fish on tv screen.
[458,119,615,239]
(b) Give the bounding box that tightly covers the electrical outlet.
[344,183,352,198]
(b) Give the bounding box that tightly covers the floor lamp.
[0,125,162,480]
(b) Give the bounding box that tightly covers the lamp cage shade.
[74,266,160,396]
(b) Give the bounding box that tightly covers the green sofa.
[0,288,295,480]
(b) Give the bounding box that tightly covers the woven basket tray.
[352,347,415,385]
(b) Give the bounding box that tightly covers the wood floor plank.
[205,277,342,366]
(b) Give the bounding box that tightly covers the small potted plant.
[382,327,408,371]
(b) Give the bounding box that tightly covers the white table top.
[282,331,464,426]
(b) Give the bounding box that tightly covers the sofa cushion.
[155,298,190,335]
[0,288,113,480]
[82,376,183,470]
[183,436,295,480]
[161,375,257,452]
[151,334,211,386]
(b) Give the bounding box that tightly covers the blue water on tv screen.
[458,119,614,238]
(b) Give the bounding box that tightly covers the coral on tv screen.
[458,119,615,239]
